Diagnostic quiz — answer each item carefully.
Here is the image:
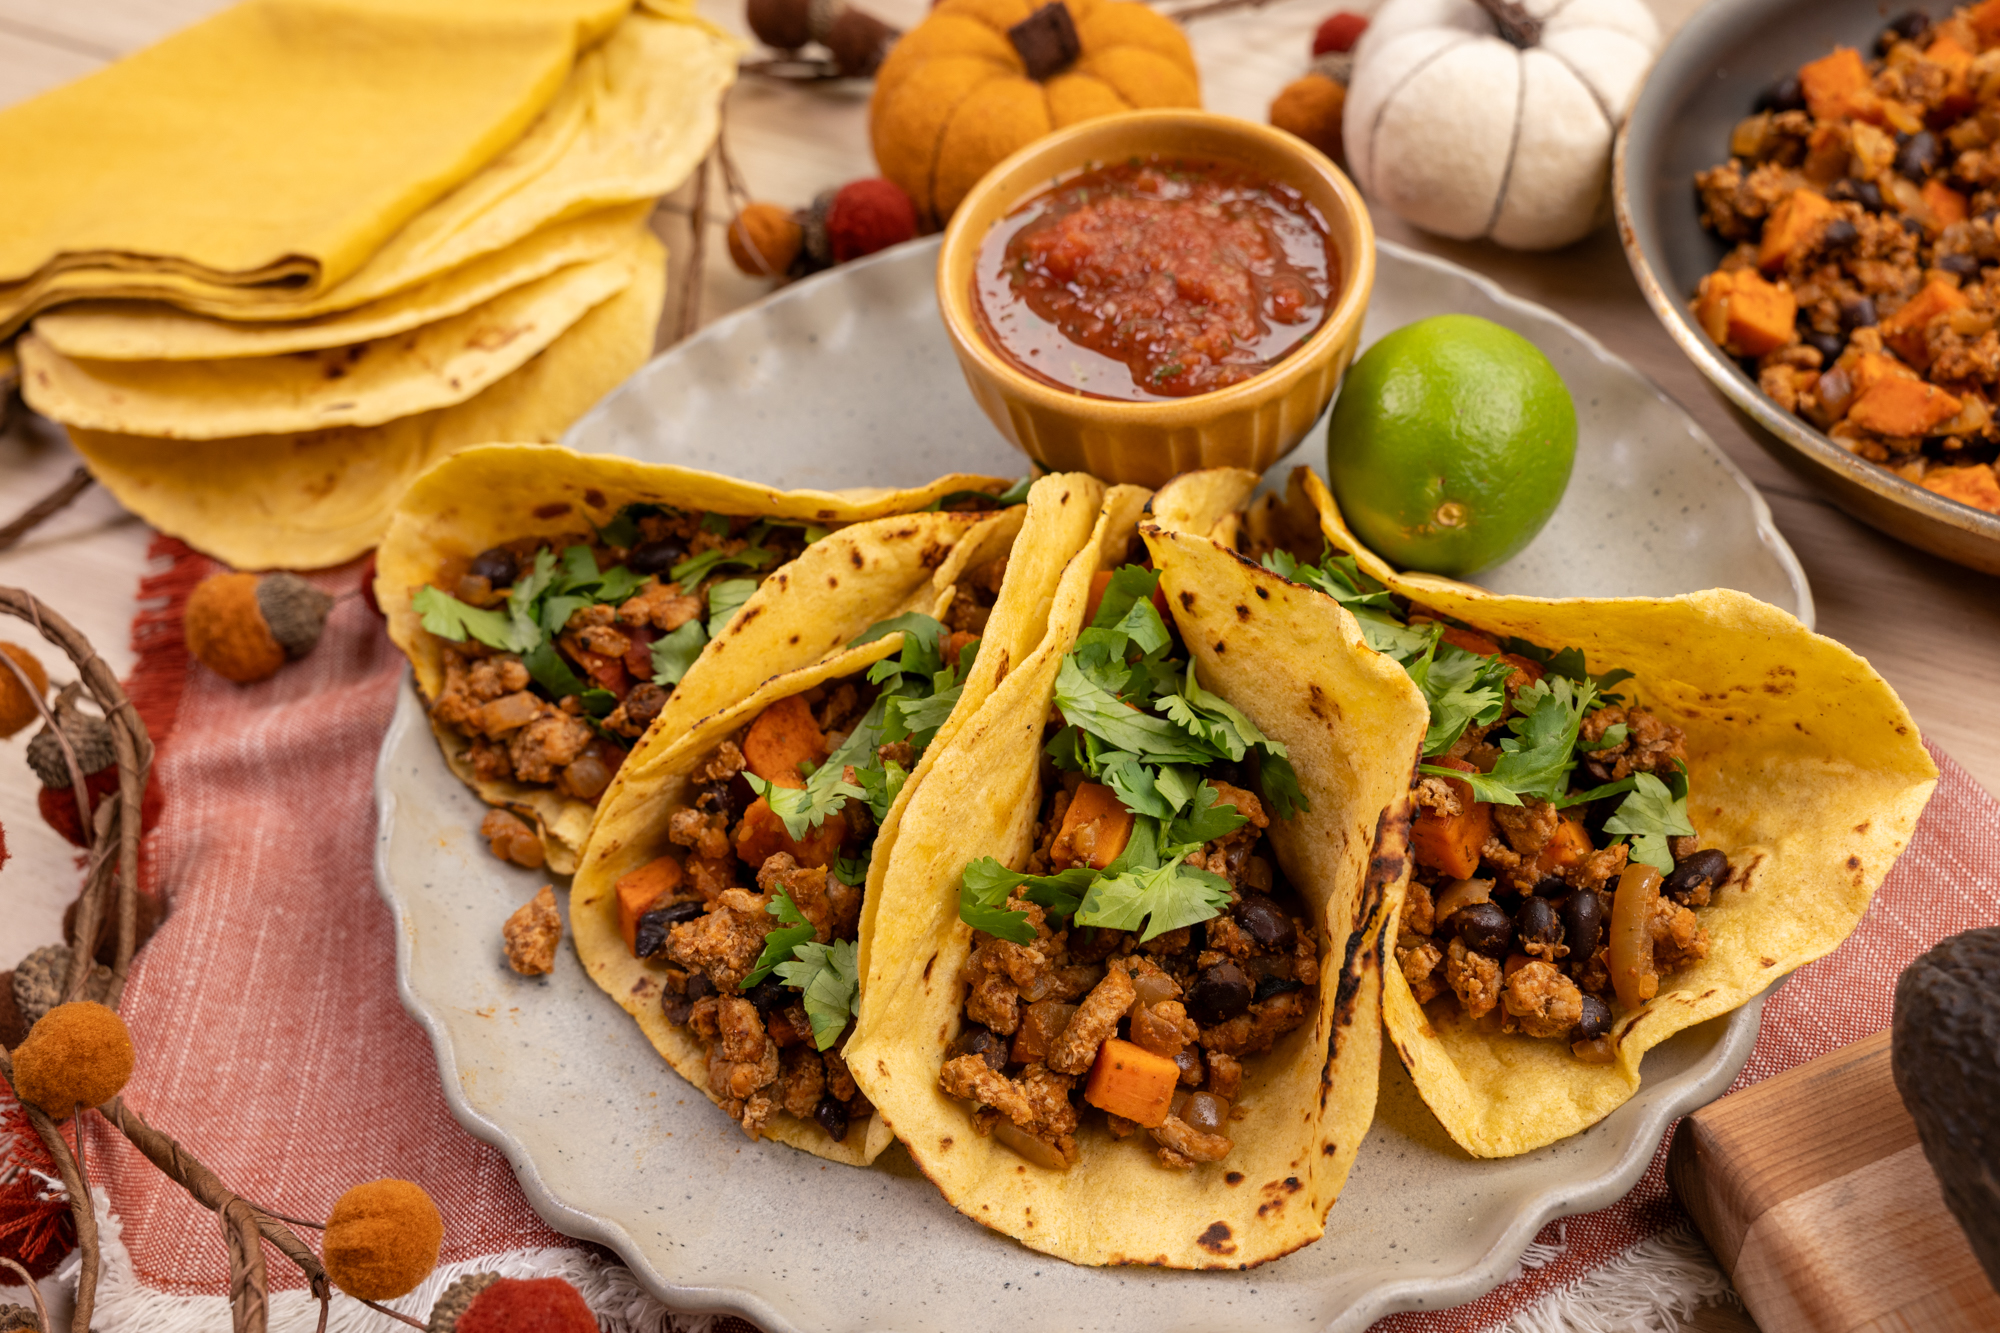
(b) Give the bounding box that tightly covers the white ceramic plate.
[376,237,1803,1332]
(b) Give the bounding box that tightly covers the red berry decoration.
[457,1277,596,1333]
[1311,10,1368,56]
[825,178,918,264]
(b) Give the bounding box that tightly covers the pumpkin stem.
[1471,0,1540,48]
[1009,1,1082,80]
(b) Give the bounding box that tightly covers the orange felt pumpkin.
[869,0,1200,229]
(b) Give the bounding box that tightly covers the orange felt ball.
[0,642,49,739]
[9,1001,135,1115]
[727,203,804,276]
[459,1277,597,1333]
[185,573,286,684]
[322,1179,443,1300]
[1270,73,1347,165]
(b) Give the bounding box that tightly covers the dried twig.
[0,1051,98,1333]
[0,1257,52,1333]
[1163,0,1272,22]
[0,467,92,555]
[738,54,847,81]
[220,1199,269,1333]
[676,146,715,342]
[356,1297,430,1331]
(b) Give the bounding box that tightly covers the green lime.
[1325,314,1577,577]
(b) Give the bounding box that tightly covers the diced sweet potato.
[1012,1000,1080,1065]
[734,796,848,869]
[1412,756,1493,880]
[1533,814,1594,876]
[1695,269,1798,358]
[1439,625,1503,657]
[1501,653,1545,688]
[1083,1038,1179,1127]
[1921,178,1968,232]
[1922,464,2000,514]
[1758,190,1838,272]
[1926,35,1976,113]
[1969,0,2000,45]
[743,694,827,790]
[1846,350,1921,396]
[617,855,684,954]
[1848,377,1964,436]
[1881,278,1971,365]
[1052,782,1134,871]
[1799,48,1882,123]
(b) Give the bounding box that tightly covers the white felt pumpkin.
[1342,0,1660,249]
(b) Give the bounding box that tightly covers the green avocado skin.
[1325,314,1577,578]
[1891,926,2000,1291]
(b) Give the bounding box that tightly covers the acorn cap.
[256,573,334,659]
[800,190,838,271]
[26,686,117,789]
[14,944,72,1028]
[1309,49,1354,85]
[428,1271,501,1333]
[0,1302,43,1332]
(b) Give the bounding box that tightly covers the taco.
[567,474,1100,1163]
[375,444,1018,873]
[1153,465,1939,1157]
[844,484,1430,1267]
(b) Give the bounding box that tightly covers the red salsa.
[973,156,1337,401]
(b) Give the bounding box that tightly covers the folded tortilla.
[845,485,1431,1267]
[68,229,665,571]
[1160,465,1940,1157]
[569,482,1088,1162]
[28,205,648,362]
[378,447,1016,872]
[20,242,639,439]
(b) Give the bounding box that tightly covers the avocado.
[1891,926,2000,1291]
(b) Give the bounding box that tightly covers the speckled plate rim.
[1611,0,2000,557]
[374,233,1791,1331]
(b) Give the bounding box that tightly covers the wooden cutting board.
[1668,1029,2000,1333]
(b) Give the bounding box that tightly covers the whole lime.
[1325,314,1577,577]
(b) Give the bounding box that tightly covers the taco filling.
[409,507,827,865]
[938,563,1318,1172]
[610,589,1003,1144]
[1257,545,1726,1062]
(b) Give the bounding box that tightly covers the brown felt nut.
[323,1178,444,1300]
[10,1000,134,1114]
[727,203,805,277]
[185,573,286,684]
[746,0,812,49]
[1269,72,1346,164]
[0,642,49,738]
[826,5,897,77]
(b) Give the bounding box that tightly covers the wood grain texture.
[1669,1031,2000,1333]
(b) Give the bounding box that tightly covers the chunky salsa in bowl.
[938,109,1376,488]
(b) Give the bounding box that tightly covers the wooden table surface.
[0,0,1993,1327]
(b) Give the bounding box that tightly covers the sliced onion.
[1608,863,1663,1013]
[560,754,614,800]
[1433,878,1495,924]
[994,1119,1069,1171]
[1181,1091,1230,1134]
[1128,971,1179,1017]
[1570,1036,1617,1065]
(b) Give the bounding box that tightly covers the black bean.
[743,976,790,1013]
[1455,901,1514,957]
[467,547,519,587]
[662,992,692,1025]
[1532,875,1569,897]
[1753,74,1805,115]
[1562,891,1605,964]
[1663,848,1731,903]
[1902,214,1925,236]
[695,777,752,820]
[1939,252,1981,278]
[1840,295,1879,331]
[686,972,714,1002]
[1833,177,1886,213]
[957,1024,1010,1071]
[633,900,705,958]
[1516,897,1563,949]
[1802,329,1846,362]
[1253,975,1304,1003]
[1879,9,1931,52]
[1821,218,1859,250]
[1572,994,1613,1042]
[1186,961,1254,1025]
[813,1094,851,1142]
[623,683,669,727]
[627,538,688,576]
[1896,131,1939,181]
[1234,893,1297,953]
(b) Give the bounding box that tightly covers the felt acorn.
[729,178,918,281]
[429,1273,596,1333]
[8,1000,134,1116]
[0,642,49,739]
[184,571,334,684]
[1269,10,1369,166]
[322,1179,444,1301]
[726,202,805,277]
[745,0,898,76]
[28,684,161,848]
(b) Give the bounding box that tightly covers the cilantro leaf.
[1053,658,1217,763]
[881,683,962,749]
[959,858,1038,943]
[858,758,908,825]
[699,512,732,537]
[649,619,708,686]
[1253,750,1309,822]
[1501,637,1636,703]
[705,577,759,636]
[596,507,644,549]
[855,612,947,682]
[1603,768,1694,873]
[1092,565,1162,630]
[523,640,588,700]
[1578,721,1629,752]
[1409,640,1513,757]
[1165,781,1250,850]
[1260,548,1396,614]
[1074,856,1232,942]
[742,893,817,988]
[411,586,529,652]
[775,938,860,1050]
[670,545,776,586]
[745,770,864,841]
[926,476,1034,511]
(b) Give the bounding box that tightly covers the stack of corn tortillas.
[2,0,739,569]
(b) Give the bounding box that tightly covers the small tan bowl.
[937,109,1376,490]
